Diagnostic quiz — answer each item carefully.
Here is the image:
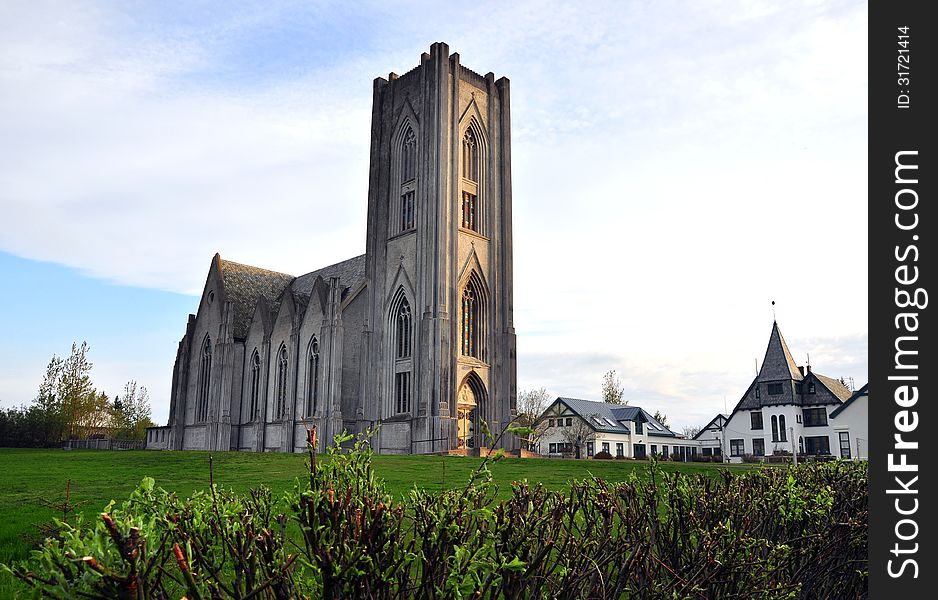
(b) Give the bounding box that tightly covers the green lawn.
[0,447,750,590]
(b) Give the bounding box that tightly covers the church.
[146,43,518,454]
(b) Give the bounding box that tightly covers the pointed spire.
[757,321,803,381]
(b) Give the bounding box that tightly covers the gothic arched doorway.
[457,372,487,449]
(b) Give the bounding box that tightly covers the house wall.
[724,404,843,463]
[831,393,868,460]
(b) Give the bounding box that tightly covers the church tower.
[362,42,517,454]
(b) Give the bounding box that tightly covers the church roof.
[292,254,367,299]
[758,321,803,382]
[218,257,294,339]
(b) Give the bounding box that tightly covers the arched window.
[461,274,486,360]
[778,415,787,441]
[798,436,805,454]
[276,345,288,420]
[397,298,412,359]
[389,287,413,415]
[401,128,416,183]
[197,335,212,422]
[249,350,260,420]
[462,128,479,182]
[770,415,778,442]
[460,126,481,233]
[307,338,320,417]
[393,125,417,237]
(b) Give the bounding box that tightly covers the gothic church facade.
[147,43,517,454]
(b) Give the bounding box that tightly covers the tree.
[35,342,97,440]
[560,415,597,459]
[682,425,702,439]
[113,380,154,441]
[653,410,669,427]
[601,370,626,405]
[516,388,551,451]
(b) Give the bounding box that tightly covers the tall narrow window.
[401,191,415,232]
[461,191,477,232]
[389,288,413,415]
[460,275,486,360]
[249,350,260,420]
[462,129,479,181]
[397,299,412,358]
[307,338,320,417]
[401,128,416,183]
[778,415,787,441]
[395,371,411,414]
[462,286,477,357]
[276,345,288,420]
[394,125,417,236]
[771,415,778,442]
[197,336,212,422]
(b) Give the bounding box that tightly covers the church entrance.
[456,384,475,449]
[456,372,486,449]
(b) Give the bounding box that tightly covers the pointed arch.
[459,116,487,235]
[248,349,261,421]
[771,415,778,442]
[456,371,488,449]
[306,336,320,417]
[778,415,787,441]
[196,334,212,422]
[274,343,288,421]
[459,270,489,361]
[388,285,415,415]
[390,115,419,238]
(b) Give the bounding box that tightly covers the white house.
[536,397,700,461]
[714,321,864,463]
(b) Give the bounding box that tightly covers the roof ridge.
[219,257,295,279]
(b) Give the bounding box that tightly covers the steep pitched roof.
[292,254,367,299]
[758,321,803,382]
[830,383,868,417]
[218,257,295,339]
[815,374,855,402]
[693,414,728,440]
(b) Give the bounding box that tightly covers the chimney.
[798,366,805,376]
[806,364,812,374]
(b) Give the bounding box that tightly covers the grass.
[0,447,751,595]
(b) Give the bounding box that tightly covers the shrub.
[3,431,869,599]
[593,450,613,460]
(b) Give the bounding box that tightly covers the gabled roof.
[830,383,868,418]
[813,373,853,402]
[218,256,295,339]
[758,321,803,382]
[693,414,728,440]
[543,397,677,437]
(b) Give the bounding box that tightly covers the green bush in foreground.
[3,431,867,599]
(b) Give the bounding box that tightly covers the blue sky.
[0,0,868,430]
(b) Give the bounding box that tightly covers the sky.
[0,0,868,433]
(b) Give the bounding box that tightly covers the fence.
[63,438,145,450]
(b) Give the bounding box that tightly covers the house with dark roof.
[535,397,700,460]
[146,44,517,454]
[717,321,864,463]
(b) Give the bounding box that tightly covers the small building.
[829,384,868,460]
[692,414,728,460]
[536,397,699,460]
